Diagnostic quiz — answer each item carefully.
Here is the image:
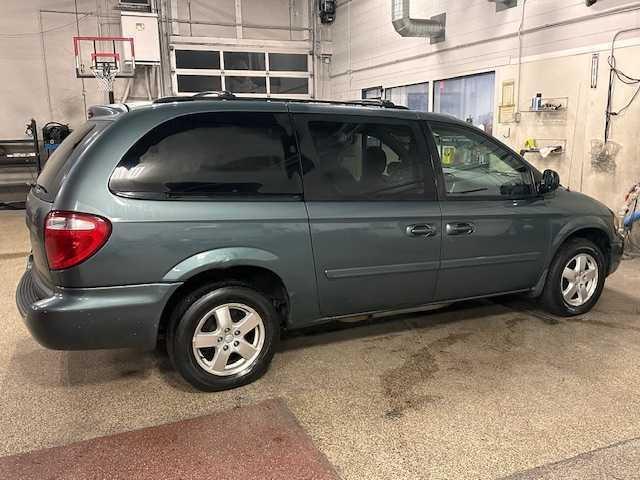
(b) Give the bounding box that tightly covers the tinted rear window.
[109,112,302,199]
[36,122,97,199]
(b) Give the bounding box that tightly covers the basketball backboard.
[73,36,136,79]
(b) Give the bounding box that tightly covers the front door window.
[429,123,534,198]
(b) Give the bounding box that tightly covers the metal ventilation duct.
[391,0,446,43]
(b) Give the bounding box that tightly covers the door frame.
[421,118,550,301]
[291,111,439,202]
[290,109,443,317]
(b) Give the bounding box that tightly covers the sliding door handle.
[446,222,475,236]
[406,224,437,237]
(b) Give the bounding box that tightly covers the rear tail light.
[44,211,111,270]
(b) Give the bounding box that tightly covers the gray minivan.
[17,95,624,391]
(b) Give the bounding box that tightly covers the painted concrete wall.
[0,0,309,138]
[497,47,640,212]
[327,0,640,210]
[1,0,109,138]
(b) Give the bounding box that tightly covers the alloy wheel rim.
[561,253,598,307]
[192,303,265,376]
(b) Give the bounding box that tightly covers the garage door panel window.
[429,123,534,198]
[270,77,308,94]
[225,76,267,94]
[172,48,310,97]
[175,50,220,69]
[301,120,429,201]
[110,113,302,198]
[223,51,266,70]
[177,75,222,93]
[268,53,308,71]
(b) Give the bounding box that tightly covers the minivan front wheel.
[168,282,279,391]
[540,238,606,316]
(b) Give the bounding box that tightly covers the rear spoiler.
[87,102,151,119]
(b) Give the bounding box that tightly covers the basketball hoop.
[73,36,135,104]
[90,53,120,97]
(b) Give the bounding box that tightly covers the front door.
[292,109,442,317]
[426,121,550,301]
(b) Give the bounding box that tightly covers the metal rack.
[0,119,41,209]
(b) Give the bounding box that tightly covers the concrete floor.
[1,211,640,479]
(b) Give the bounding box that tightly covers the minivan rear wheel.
[167,282,280,391]
[540,238,606,316]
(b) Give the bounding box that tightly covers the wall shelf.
[520,139,567,158]
[520,96,568,113]
[521,108,566,113]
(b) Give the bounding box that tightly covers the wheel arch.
[552,223,612,270]
[531,222,613,297]
[157,249,291,343]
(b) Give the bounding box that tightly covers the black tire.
[540,238,606,316]
[167,281,280,391]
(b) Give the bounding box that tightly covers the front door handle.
[406,224,436,237]
[446,222,475,236]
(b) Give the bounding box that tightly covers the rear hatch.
[26,121,109,287]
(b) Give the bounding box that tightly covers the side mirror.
[539,169,560,194]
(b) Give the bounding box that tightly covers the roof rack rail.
[287,98,407,109]
[153,91,237,104]
[152,93,407,109]
[345,99,400,108]
[192,90,236,100]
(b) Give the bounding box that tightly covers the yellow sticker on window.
[442,146,455,165]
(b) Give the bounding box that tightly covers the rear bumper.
[16,260,181,350]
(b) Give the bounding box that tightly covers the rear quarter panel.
[72,200,318,323]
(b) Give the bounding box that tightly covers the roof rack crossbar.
[152,94,408,109]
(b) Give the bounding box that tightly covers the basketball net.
[90,62,119,93]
